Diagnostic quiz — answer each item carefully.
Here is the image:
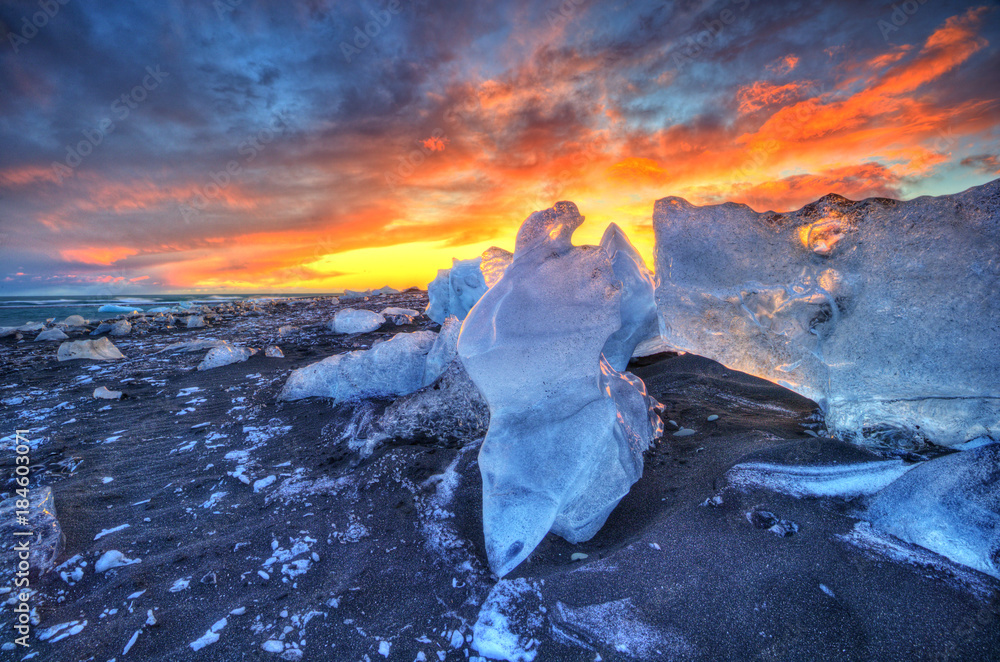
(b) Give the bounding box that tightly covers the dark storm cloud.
[0,0,997,293]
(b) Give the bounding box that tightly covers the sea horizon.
[0,292,344,327]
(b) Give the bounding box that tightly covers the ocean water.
[0,294,330,327]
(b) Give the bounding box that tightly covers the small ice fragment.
[123,629,140,655]
[570,553,589,561]
[94,386,123,400]
[672,428,696,437]
[145,610,157,626]
[94,523,130,540]
[169,577,191,592]
[253,475,277,493]
[96,550,140,572]
[649,543,661,550]
[230,607,246,615]
[820,584,835,598]
[262,640,284,653]
[258,570,270,580]
[707,414,719,422]
[189,630,220,651]
[102,476,114,484]
[379,640,391,657]
[125,590,146,600]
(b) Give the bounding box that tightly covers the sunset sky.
[1,0,998,295]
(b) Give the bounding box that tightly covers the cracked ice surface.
[652,180,1000,446]
[459,201,663,577]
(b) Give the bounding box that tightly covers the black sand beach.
[1,292,998,661]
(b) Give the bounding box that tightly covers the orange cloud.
[766,54,799,75]
[59,247,140,265]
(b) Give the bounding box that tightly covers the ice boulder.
[866,444,1000,579]
[35,328,70,342]
[481,246,514,288]
[98,304,142,314]
[57,337,125,361]
[1,322,44,338]
[378,360,489,446]
[279,329,447,403]
[331,308,385,334]
[652,180,1000,446]
[0,486,64,575]
[599,223,659,371]
[198,343,253,370]
[381,307,420,325]
[426,257,489,324]
[62,314,87,326]
[458,201,664,577]
[340,289,371,300]
[109,320,132,336]
[185,315,207,329]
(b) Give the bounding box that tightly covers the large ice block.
[652,180,1000,446]
[459,201,663,577]
[426,258,489,324]
[867,444,1000,579]
[279,324,459,403]
[599,223,659,371]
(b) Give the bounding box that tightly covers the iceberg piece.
[94,386,123,400]
[458,201,663,576]
[57,337,125,361]
[198,343,253,371]
[90,322,113,336]
[481,246,514,288]
[866,444,1000,579]
[98,304,142,314]
[185,315,206,329]
[340,289,371,300]
[109,319,132,336]
[35,328,69,342]
[265,345,284,358]
[426,257,489,324]
[372,285,399,296]
[1,322,44,337]
[279,330,439,402]
[0,486,64,575]
[652,181,1000,446]
[62,315,87,326]
[599,223,659,371]
[422,316,461,387]
[331,308,385,334]
[379,360,489,446]
[381,307,419,325]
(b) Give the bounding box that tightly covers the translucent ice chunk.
[197,343,253,371]
[331,308,385,334]
[426,258,489,324]
[459,201,663,576]
[599,223,659,371]
[481,246,514,288]
[279,327,457,403]
[866,444,1000,579]
[57,337,125,361]
[652,181,1000,446]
